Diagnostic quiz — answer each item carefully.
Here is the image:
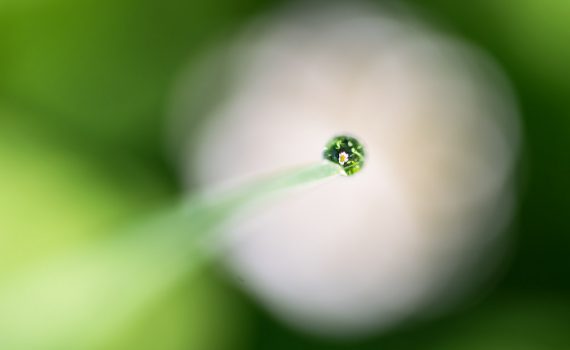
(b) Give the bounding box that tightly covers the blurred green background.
[0,0,568,349]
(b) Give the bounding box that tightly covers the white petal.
[171,2,520,337]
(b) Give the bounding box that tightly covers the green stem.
[0,161,341,350]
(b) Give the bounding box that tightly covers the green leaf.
[0,161,340,350]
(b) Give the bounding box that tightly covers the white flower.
[170,2,520,337]
[338,152,349,165]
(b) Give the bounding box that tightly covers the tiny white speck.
[338,152,349,165]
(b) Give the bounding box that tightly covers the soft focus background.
[0,0,569,349]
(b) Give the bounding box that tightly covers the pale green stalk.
[0,161,341,350]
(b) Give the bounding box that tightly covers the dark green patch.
[323,135,366,176]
